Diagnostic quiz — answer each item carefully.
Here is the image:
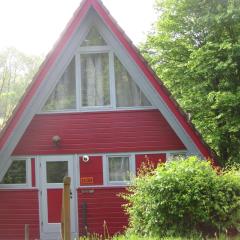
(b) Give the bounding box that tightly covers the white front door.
[39,155,78,240]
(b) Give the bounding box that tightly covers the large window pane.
[46,161,68,183]
[81,53,110,106]
[1,160,26,184]
[115,56,151,107]
[43,58,76,111]
[81,27,107,46]
[108,156,130,182]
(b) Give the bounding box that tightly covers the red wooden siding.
[14,110,186,155]
[0,190,39,240]
[80,156,103,186]
[78,187,128,236]
[47,189,62,223]
[136,153,166,174]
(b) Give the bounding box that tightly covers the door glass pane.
[42,58,76,111]
[46,161,68,183]
[114,56,151,107]
[108,156,130,182]
[81,53,110,106]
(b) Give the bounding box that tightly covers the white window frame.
[76,46,114,110]
[0,157,31,188]
[104,154,135,186]
[41,28,154,114]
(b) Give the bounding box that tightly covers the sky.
[0,0,157,56]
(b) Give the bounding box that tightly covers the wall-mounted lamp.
[52,135,61,147]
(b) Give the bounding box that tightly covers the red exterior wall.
[7,109,185,237]
[78,187,128,236]
[77,154,166,236]
[0,190,40,240]
[80,156,103,186]
[13,110,186,155]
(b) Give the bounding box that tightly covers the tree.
[142,0,240,165]
[0,48,42,130]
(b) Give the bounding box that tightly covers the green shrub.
[112,233,201,240]
[122,156,240,237]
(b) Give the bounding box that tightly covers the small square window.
[108,156,132,184]
[0,160,27,185]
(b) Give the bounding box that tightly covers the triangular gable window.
[43,58,76,111]
[42,28,152,112]
[114,56,151,107]
[81,27,107,46]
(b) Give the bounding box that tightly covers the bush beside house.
[122,157,240,238]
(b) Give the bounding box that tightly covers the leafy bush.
[122,156,240,237]
[113,233,201,240]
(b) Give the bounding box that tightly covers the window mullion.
[109,51,116,109]
[27,158,32,187]
[131,154,136,178]
[76,54,81,109]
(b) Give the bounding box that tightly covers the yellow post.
[61,176,71,240]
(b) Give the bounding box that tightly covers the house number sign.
[80,177,94,184]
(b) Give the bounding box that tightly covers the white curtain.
[116,68,140,107]
[109,157,130,182]
[43,58,75,111]
[115,56,150,107]
[82,54,107,106]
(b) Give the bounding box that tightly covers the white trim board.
[38,155,78,240]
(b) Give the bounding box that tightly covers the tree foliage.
[142,0,240,165]
[123,157,240,237]
[0,47,42,130]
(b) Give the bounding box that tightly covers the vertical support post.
[61,176,71,240]
[24,224,29,240]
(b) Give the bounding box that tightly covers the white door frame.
[38,155,78,240]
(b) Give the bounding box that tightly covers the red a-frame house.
[0,0,216,239]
